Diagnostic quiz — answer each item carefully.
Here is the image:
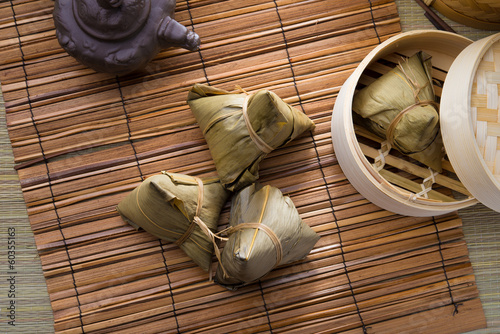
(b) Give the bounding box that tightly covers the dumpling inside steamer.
[352,51,444,172]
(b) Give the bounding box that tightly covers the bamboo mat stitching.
[275,0,378,332]
[116,2,208,330]
[433,216,463,315]
[368,0,383,43]
[271,1,378,331]
[116,63,185,333]
[258,279,274,332]
[159,240,182,333]
[186,0,210,84]
[8,0,86,331]
[189,1,277,329]
[269,2,347,332]
[116,77,144,181]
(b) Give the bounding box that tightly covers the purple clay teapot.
[53,0,200,75]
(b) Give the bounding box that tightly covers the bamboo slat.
[0,0,486,333]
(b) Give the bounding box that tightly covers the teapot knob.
[99,0,123,7]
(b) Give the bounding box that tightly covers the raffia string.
[178,176,231,278]
[200,91,274,154]
[241,94,274,154]
[385,100,440,153]
[174,175,205,246]
[397,57,427,98]
[174,176,284,279]
[385,56,440,153]
[174,221,197,246]
[193,215,231,279]
[225,222,283,266]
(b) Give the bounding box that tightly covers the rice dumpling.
[352,51,444,172]
[214,183,319,289]
[187,83,315,192]
[116,172,230,271]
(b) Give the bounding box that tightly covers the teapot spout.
[158,17,200,51]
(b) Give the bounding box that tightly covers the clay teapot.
[53,0,201,75]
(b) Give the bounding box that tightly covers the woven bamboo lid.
[440,32,500,213]
[332,30,482,217]
[425,0,500,30]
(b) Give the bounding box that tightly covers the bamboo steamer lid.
[440,32,500,213]
[332,30,481,217]
[424,0,500,31]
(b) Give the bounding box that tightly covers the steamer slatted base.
[0,0,487,333]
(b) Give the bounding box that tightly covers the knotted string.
[174,176,283,280]
[171,177,230,278]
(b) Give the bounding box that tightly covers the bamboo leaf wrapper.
[352,51,444,172]
[116,172,230,271]
[215,183,319,289]
[187,84,315,191]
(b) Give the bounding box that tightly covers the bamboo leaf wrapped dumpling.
[116,172,230,271]
[215,183,319,289]
[187,83,315,192]
[352,51,444,172]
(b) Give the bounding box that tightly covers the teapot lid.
[73,0,151,41]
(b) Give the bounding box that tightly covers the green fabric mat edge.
[0,86,55,333]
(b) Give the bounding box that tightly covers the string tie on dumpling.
[174,174,284,280]
[241,94,274,154]
[225,222,283,267]
[385,100,439,153]
[173,176,232,279]
[386,57,440,153]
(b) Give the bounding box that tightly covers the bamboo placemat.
[0,0,491,333]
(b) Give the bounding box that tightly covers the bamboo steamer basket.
[440,32,500,214]
[424,0,500,31]
[332,30,500,217]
